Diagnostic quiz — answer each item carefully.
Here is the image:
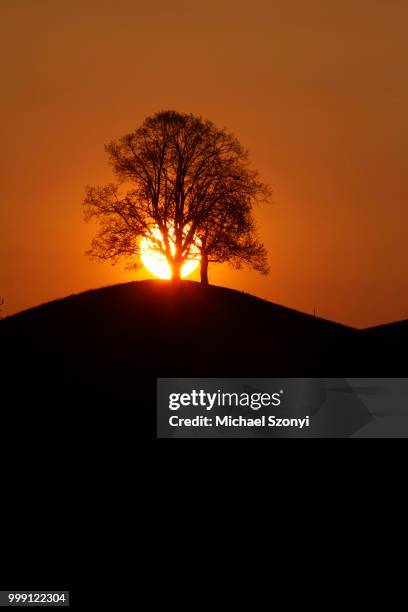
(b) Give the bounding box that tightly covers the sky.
[1,0,407,327]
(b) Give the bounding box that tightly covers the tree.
[84,110,270,282]
[196,193,269,285]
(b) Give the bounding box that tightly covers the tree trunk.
[172,258,182,281]
[200,252,209,286]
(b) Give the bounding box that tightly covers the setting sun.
[140,225,200,279]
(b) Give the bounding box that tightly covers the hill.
[2,279,355,373]
[1,280,405,435]
[363,318,408,344]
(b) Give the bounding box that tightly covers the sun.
[140,225,200,279]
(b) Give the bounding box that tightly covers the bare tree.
[84,110,270,282]
[197,195,269,285]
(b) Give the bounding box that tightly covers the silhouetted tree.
[84,110,270,282]
[197,196,268,285]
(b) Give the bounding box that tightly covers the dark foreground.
[1,280,406,437]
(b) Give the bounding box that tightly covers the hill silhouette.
[1,280,405,435]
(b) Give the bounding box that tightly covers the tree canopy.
[84,110,270,283]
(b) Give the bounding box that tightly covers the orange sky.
[1,0,408,327]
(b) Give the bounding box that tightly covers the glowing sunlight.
[140,224,200,279]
